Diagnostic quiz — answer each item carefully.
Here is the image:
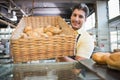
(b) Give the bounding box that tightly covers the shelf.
[0,32,11,35]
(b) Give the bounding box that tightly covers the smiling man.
[57,3,94,62]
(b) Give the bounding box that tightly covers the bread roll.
[106,52,120,70]
[20,33,28,38]
[45,31,53,36]
[20,25,63,39]
[33,27,44,34]
[24,26,32,33]
[44,25,62,34]
[92,52,110,64]
[40,33,49,37]
[26,31,39,38]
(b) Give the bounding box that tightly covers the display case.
[0,59,120,80]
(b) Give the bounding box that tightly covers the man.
[57,3,94,62]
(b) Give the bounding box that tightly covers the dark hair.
[72,3,89,18]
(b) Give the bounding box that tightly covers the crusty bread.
[23,26,32,33]
[92,52,120,70]
[44,25,62,35]
[20,25,63,39]
[106,52,120,69]
[92,52,110,64]
[108,65,120,71]
[45,31,53,36]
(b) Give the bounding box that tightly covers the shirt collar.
[77,26,85,34]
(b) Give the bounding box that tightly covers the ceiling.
[0,0,96,28]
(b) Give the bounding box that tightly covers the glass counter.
[0,59,120,80]
[0,60,102,80]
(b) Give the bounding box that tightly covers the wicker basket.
[10,16,76,63]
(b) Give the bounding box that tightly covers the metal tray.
[78,59,120,80]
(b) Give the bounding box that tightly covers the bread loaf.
[92,52,120,70]
[92,52,110,64]
[106,52,120,70]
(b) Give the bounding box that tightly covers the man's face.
[70,9,86,30]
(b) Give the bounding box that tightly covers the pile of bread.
[92,52,120,70]
[20,25,63,38]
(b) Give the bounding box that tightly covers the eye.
[79,15,84,18]
[72,14,77,17]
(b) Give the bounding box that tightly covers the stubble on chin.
[71,25,81,30]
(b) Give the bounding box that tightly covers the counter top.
[0,59,120,80]
[79,59,120,80]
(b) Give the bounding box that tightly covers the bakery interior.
[0,0,120,80]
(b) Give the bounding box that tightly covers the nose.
[75,16,79,21]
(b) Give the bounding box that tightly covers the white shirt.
[75,27,94,59]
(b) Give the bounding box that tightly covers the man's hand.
[75,56,85,61]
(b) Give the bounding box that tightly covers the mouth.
[73,23,79,26]
[72,21,80,27]
[71,21,82,30]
